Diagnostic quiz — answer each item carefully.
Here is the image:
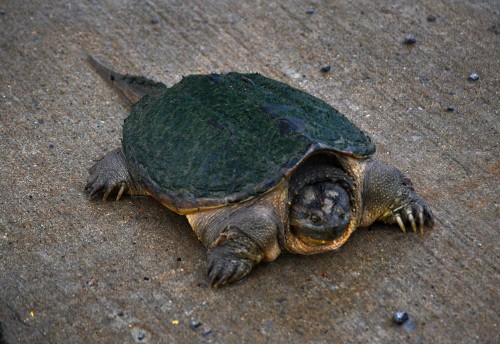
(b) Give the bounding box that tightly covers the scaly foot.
[384,194,434,234]
[206,226,264,288]
[85,148,135,201]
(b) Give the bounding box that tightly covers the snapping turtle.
[85,56,433,287]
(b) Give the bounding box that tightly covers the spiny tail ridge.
[88,55,167,104]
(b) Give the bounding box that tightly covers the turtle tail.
[88,55,167,104]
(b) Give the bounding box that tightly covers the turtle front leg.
[360,160,434,233]
[187,197,283,288]
[85,147,144,200]
[207,225,265,287]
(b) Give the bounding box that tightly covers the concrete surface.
[0,0,498,343]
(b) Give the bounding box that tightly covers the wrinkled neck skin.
[283,154,367,255]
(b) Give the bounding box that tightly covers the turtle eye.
[310,214,321,223]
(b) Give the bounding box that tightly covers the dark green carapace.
[123,73,375,211]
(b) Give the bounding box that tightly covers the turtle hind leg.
[85,147,143,201]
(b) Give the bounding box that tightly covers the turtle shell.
[123,72,375,213]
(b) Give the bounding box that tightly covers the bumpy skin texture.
[85,148,143,200]
[207,227,266,288]
[186,187,285,287]
[360,160,434,233]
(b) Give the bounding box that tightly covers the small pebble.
[306,8,315,14]
[0,9,5,15]
[468,73,479,81]
[446,105,455,112]
[404,34,416,44]
[36,119,44,125]
[190,320,202,329]
[48,143,55,149]
[150,18,160,25]
[393,311,409,325]
[131,327,148,343]
[427,15,437,22]
[320,65,331,73]
[202,328,212,336]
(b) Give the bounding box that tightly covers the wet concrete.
[0,0,498,343]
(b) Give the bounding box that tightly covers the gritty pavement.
[0,0,498,343]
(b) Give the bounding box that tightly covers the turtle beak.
[290,212,351,245]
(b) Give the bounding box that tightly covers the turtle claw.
[102,182,114,201]
[387,196,433,235]
[407,212,417,233]
[205,225,264,287]
[86,173,127,201]
[395,214,406,233]
[85,148,133,201]
[116,184,126,201]
[102,181,127,201]
[207,246,254,288]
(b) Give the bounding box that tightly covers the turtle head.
[290,181,352,245]
[288,156,355,247]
